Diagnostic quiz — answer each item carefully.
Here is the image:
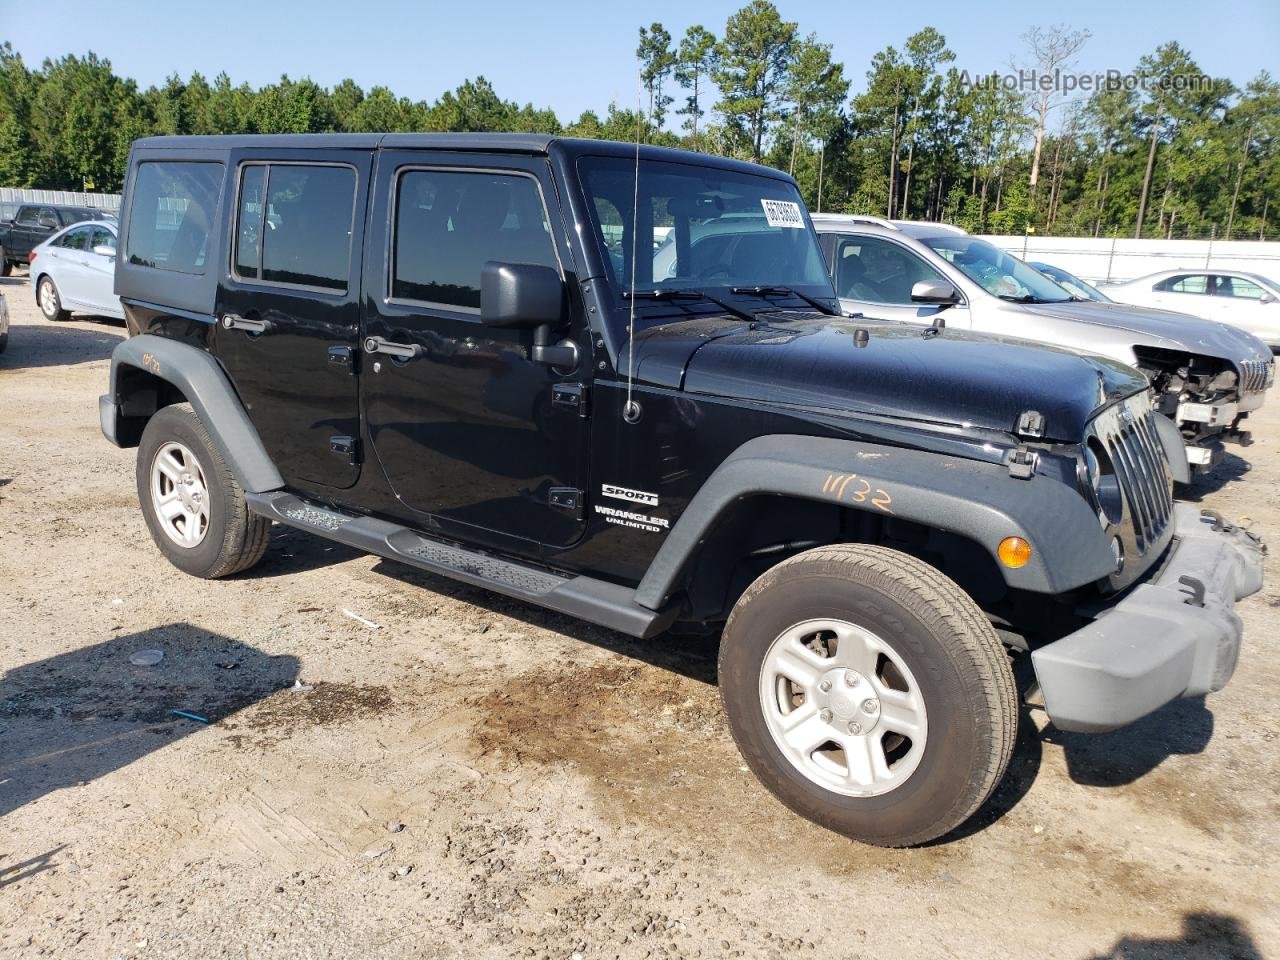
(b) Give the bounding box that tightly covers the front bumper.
[1031,504,1264,733]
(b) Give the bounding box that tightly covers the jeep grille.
[1090,394,1174,553]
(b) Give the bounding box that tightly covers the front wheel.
[135,404,271,578]
[718,544,1017,847]
[37,276,69,321]
[0,248,11,277]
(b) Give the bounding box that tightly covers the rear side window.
[1155,274,1208,294]
[233,163,356,292]
[126,161,224,275]
[53,228,89,250]
[392,169,557,310]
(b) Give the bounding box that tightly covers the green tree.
[781,35,847,176]
[713,0,797,163]
[637,23,676,131]
[674,25,717,147]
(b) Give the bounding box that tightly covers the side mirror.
[911,279,960,305]
[93,244,116,258]
[480,261,564,329]
[1261,293,1276,305]
[38,216,58,229]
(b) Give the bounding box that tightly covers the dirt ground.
[1,270,1277,960]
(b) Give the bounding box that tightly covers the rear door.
[44,226,93,305]
[214,149,372,491]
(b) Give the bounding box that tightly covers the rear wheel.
[0,248,11,277]
[718,544,1017,847]
[136,404,271,578]
[37,276,68,321]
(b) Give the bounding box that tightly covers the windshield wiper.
[731,285,837,315]
[998,294,1061,304]
[623,288,755,322]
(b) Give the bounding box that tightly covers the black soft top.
[130,133,795,183]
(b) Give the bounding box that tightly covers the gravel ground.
[1,272,1277,960]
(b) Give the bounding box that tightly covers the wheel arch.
[636,435,1115,615]
[100,333,283,494]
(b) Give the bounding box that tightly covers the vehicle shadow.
[241,524,363,579]
[0,625,298,819]
[1083,912,1261,959]
[0,318,125,369]
[1176,452,1252,500]
[1040,696,1214,787]
[370,558,720,685]
[0,275,29,288]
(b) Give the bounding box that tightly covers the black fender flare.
[634,434,1115,610]
[100,334,283,494]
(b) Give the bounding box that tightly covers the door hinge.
[548,486,585,520]
[551,382,588,417]
[330,435,359,464]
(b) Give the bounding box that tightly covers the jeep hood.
[1018,300,1270,363]
[628,314,1147,442]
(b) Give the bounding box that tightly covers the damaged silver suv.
[812,215,1275,474]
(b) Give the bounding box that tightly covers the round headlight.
[1084,438,1124,526]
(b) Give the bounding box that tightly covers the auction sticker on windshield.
[761,199,804,228]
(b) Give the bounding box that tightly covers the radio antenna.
[622,68,643,425]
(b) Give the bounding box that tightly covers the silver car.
[810,215,1274,472]
[1099,268,1280,349]
[30,220,124,323]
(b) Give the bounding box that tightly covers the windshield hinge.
[1006,447,1039,480]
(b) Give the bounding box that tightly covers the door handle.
[363,336,424,360]
[221,313,271,334]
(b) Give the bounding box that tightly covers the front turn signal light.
[998,537,1033,569]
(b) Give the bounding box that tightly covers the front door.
[81,224,118,313]
[827,234,971,328]
[214,149,372,491]
[361,151,590,553]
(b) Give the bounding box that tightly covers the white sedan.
[30,220,124,322]
[1101,268,1280,349]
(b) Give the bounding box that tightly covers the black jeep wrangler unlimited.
[101,134,1263,846]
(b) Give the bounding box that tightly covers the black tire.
[0,251,11,277]
[718,544,1017,847]
[37,275,69,321]
[0,327,7,354]
[135,404,272,578]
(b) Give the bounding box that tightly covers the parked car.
[810,215,1274,470]
[0,290,9,353]
[29,221,124,322]
[1100,269,1280,349]
[0,204,114,276]
[1027,261,1111,302]
[101,134,1262,847]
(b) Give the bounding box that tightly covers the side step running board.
[246,492,676,639]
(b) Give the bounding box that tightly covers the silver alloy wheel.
[150,441,211,548]
[759,618,929,797]
[38,278,59,318]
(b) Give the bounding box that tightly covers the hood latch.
[1015,409,1045,439]
[1006,447,1039,480]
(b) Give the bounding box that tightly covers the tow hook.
[1178,575,1207,607]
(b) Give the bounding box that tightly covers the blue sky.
[3,0,1277,123]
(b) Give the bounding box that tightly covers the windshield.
[1032,263,1112,302]
[578,156,833,300]
[922,235,1073,303]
